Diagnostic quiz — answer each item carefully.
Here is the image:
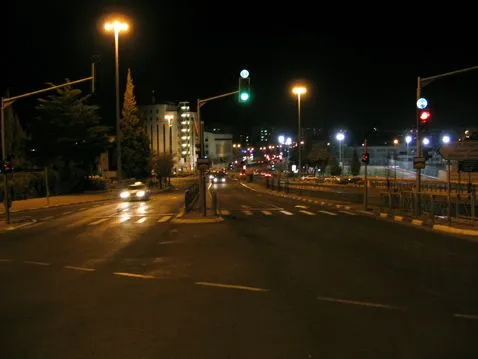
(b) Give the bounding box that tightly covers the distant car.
[119,181,151,201]
[210,172,227,183]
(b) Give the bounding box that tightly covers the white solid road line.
[280,210,294,216]
[319,210,337,216]
[113,272,155,279]
[195,281,269,292]
[299,210,316,216]
[23,260,51,266]
[89,218,109,226]
[317,296,406,311]
[64,265,96,272]
[157,215,172,223]
[454,313,478,320]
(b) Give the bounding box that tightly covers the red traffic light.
[419,110,431,122]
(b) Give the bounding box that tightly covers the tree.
[121,68,151,179]
[4,108,30,170]
[152,153,174,187]
[307,143,329,174]
[327,156,342,176]
[31,83,110,172]
[350,147,361,176]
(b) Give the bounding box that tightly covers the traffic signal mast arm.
[198,90,239,107]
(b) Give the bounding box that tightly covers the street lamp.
[336,132,345,166]
[442,135,451,144]
[104,19,129,181]
[292,85,307,175]
[405,135,412,168]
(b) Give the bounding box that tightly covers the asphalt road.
[1,180,477,358]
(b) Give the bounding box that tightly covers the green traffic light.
[240,92,249,102]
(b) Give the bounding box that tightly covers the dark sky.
[3,1,478,143]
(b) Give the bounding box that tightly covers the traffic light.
[238,77,250,103]
[418,109,431,132]
[3,158,13,173]
[361,152,370,164]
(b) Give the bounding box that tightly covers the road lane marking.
[240,183,257,191]
[299,210,316,216]
[317,296,406,311]
[339,210,356,216]
[241,204,251,209]
[394,215,404,222]
[62,211,74,215]
[89,218,109,226]
[280,210,293,216]
[42,216,54,220]
[319,210,337,216]
[412,219,424,225]
[157,215,172,223]
[64,265,96,272]
[24,261,50,266]
[220,209,231,216]
[195,281,269,292]
[295,205,308,209]
[113,272,155,279]
[261,210,272,215]
[136,217,147,223]
[243,210,253,216]
[454,313,478,320]
[0,259,13,263]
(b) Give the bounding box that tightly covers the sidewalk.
[0,191,116,215]
[242,181,478,238]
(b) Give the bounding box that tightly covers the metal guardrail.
[184,183,199,213]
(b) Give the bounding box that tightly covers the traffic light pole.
[196,90,239,216]
[363,138,368,210]
[0,65,95,224]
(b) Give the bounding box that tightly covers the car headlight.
[221,178,226,182]
[209,175,214,179]
[136,191,145,197]
[213,178,218,182]
[120,191,130,199]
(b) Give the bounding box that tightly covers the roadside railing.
[184,183,200,213]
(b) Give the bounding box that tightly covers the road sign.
[416,97,428,109]
[414,156,425,169]
[439,142,478,160]
[197,158,210,171]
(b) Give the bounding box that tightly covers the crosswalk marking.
[339,210,356,216]
[220,209,231,216]
[280,210,293,216]
[319,210,337,216]
[243,210,253,216]
[157,215,172,223]
[261,210,272,215]
[136,217,147,223]
[299,210,316,216]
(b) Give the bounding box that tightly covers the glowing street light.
[278,135,285,144]
[422,137,430,146]
[442,135,451,144]
[336,132,345,166]
[393,138,399,145]
[292,85,307,175]
[104,18,130,180]
[405,135,412,144]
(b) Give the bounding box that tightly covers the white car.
[119,182,151,201]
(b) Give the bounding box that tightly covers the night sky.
[3,1,478,144]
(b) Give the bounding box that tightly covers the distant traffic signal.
[238,75,250,103]
[418,109,431,132]
[361,152,370,164]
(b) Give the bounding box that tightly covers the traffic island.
[171,186,224,224]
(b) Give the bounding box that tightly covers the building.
[140,101,197,172]
[204,131,233,164]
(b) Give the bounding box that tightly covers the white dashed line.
[319,210,337,216]
[280,210,293,216]
[317,296,406,311]
[64,265,96,272]
[157,215,172,223]
[24,260,50,266]
[195,281,269,292]
[295,205,308,209]
[89,218,109,226]
[113,272,155,279]
[0,259,13,263]
[454,313,478,320]
[299,210,316,216]
[339,210,356,216]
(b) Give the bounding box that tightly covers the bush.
[0,171,58,200]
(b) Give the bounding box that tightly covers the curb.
[0,219,38,233]
[170,209,224,224]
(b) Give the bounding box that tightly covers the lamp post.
[104,19,129,181]
[165,115,174,156]
[292,86,307,176]
[405,135,412,169]
[336,132,345,167]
